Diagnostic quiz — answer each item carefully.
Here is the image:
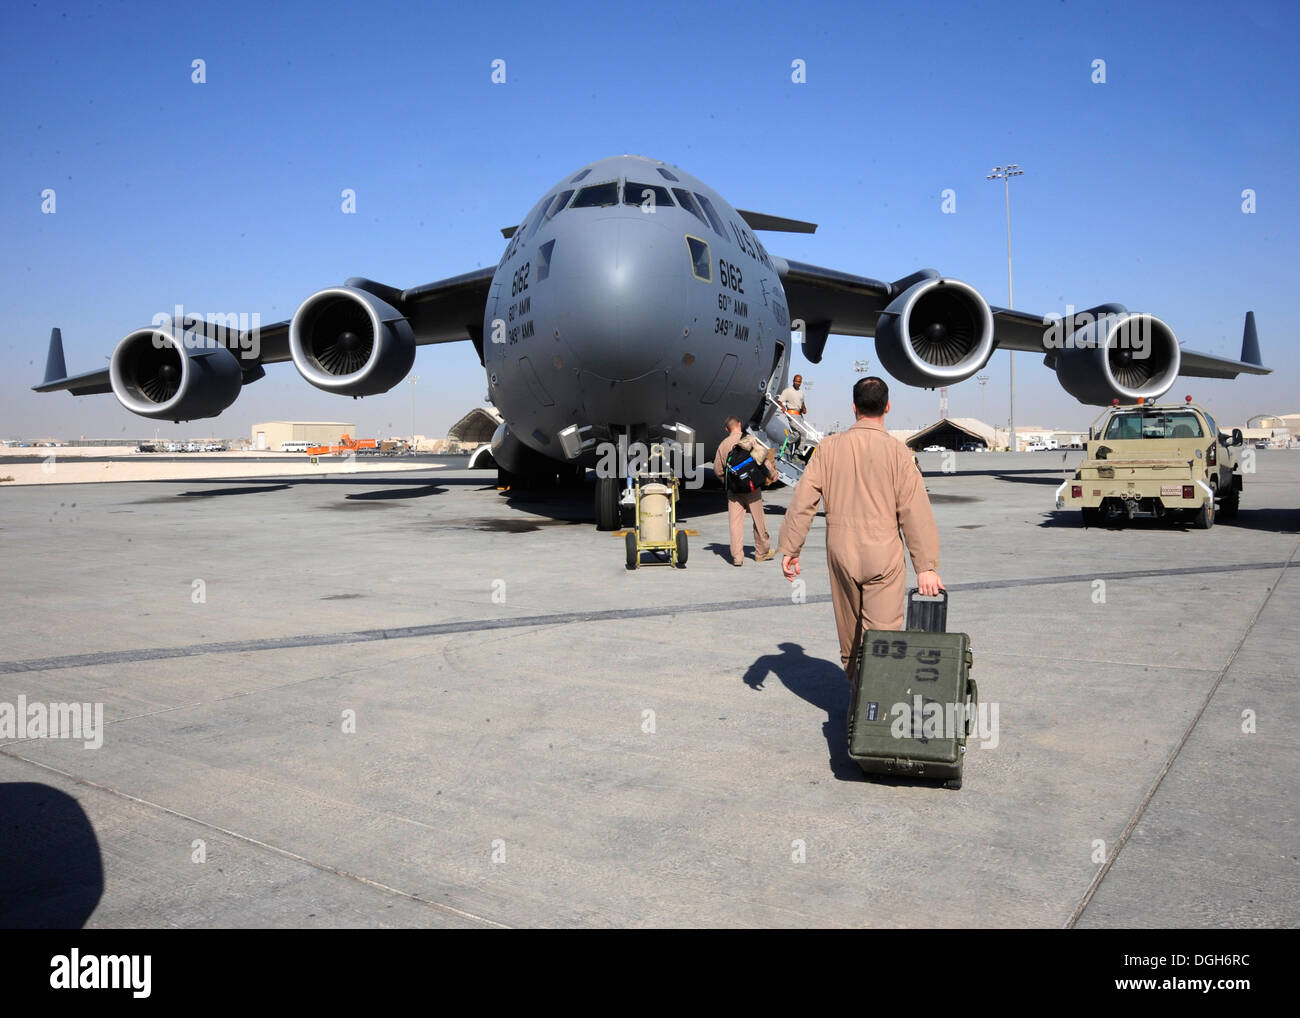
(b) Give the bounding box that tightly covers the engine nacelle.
[1054,312,1180,405]
[289,287,415,396]
[109,328,242,421]
[874,277,995,387]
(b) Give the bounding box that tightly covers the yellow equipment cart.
[625,450,688,569]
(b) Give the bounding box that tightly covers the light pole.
[976,374,989,423]
[987,164,1024,451]
[408,375,419,451]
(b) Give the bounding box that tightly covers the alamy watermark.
[1041,306,1152,359]
[150,304,261,360]
[594,436,705,489]
[0,696,104,749]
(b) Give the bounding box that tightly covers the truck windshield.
[1103,411,1204,440]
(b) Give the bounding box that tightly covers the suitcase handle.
[965,676,978,736]
[906,587,948,632]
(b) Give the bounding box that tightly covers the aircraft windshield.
[571,182,619,208]
[673,188,708,227]
[1103,411,1204,440]
[623,182,674,210]
[543,189,575,223]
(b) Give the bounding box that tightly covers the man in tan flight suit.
[777,377,944,676]
[713,416,778,566]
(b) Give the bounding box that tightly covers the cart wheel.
[625,531,639,570]
[675,530,688,567]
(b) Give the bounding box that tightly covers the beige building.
[250,421,355,451]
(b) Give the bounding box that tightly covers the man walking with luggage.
[714,416,777,566]
[777,377,944,675]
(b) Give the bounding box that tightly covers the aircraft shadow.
[345,484,447,501]
[0,783,103,928]
[742,642,860,781]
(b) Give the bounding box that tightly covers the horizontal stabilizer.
[736,209,817,234]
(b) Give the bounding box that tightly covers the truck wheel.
[596,476,621,531]
[1193,498,1215,530]
[1219,487,1240,520]
[1081,507,1102,527]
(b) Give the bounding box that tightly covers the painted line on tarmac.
[1065,542,1297,927]
[0,749,510,929]
[0,559,1287,675]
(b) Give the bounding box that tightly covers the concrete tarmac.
[1,451,1296,927]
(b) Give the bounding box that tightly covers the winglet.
[43,328,68,385]
[1240,311,1261,366]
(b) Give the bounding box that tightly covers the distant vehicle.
[1024,441,1046,452]
[137,442,157,453]
[306,434,379,457]
[1254,440,1268,449]
[280,441,310,453]
[184,441,200,452]
[958,441,986,452]
[1056,398,1243,528]
[922,444,947,453]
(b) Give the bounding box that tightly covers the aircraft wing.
[774,258,1270,381]
[33,268,496,395]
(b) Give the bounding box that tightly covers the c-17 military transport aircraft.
[35,154,1269,528]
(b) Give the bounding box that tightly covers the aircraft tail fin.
[1240,311,1262,366]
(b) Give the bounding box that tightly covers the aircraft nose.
[553,216,684,380]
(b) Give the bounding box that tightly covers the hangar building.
[251,422,355,451]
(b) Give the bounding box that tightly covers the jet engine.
[874,277,996,387]
[109,327,242,421]
[1054,312,1180,405]
[288,286,415,396]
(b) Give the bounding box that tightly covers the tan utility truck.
[1055,398,1244,528]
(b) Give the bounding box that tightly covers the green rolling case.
[847,590,977,789]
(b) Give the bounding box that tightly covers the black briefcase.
[847,589,977,789]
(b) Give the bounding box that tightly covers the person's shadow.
[743,642,861,780]
[0,783,103,927]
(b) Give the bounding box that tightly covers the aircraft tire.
[596,476,621,531]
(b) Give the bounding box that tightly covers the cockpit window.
[673,188,708,227]
[694,192,729,240]
[623,182,674,211]
[543,189,575,223]
[1104,411,1204,440]
[686,236,711,282]
[571,181,619,208]
[570,168,592,183]
[656,167,680,182]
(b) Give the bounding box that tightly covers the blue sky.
[2,0,1296,440]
